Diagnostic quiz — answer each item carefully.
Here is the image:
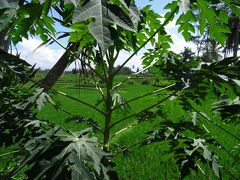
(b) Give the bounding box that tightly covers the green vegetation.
[0,0,240,179]
[37,73,240,179]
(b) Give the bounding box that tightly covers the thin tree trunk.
[0,30,10,52]
[103,50,115,150]
[41,44,76,91]
[233,19,239,57]
[103,76,113,150]
[0,1,77,92]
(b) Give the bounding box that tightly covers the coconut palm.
[201,39,222,62]
[180,47,196,62]
[223,13,240,57]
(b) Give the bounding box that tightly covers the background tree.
[180,47,196,62]
[191,28,222,62]
[0,31,10,51]
[114,66,132,75]
[201,39,222,62]
[224,12,240,57]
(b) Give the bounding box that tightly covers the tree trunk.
[41,44,76,91]
[233,19,239,57]
[103,76,113,150]
[0,1,77,92]
[0,30,10,52]
[103,53,115,150]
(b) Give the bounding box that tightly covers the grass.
[36,73,240,179]
[38,75,182,179]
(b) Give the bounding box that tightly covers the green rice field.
[35,73,240,179]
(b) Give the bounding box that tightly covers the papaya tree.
[0,0,240,179]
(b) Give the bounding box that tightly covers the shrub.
[142,79,150,85]
[127,80,135,84]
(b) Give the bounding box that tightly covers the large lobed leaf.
[73,0,138,54]
[11,127,112,180]
[0,0,18,9]
[56,129,109,178]
[142,121,221,179]
[0,0,19,31]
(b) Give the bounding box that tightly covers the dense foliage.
[0,50,112,179]
[0,0,239,179]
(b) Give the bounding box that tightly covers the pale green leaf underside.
[73,0,136,54]
[57,130,109,179]
[0,0,18,9]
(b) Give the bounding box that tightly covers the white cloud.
[15,29,197,72]
[115,50,143,70]
[16,38,64,70]
[165,18,178,30]
[15,38,143,71]
[170,33,196,53]
[159,14,179,32]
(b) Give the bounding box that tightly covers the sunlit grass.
[36,73,240,179]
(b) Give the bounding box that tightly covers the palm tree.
[201,39,222,62]
[180,47,196,62]
[191,28,222,62]
[223,13,240,57]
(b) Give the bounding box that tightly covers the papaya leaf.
[73,0,136,54]
[0,8,16,31]
[212,160,222,178]
[0,0,19,31]
[118,0,140,20]
[64,0,80,7]
[0,0,18,9]
[230,4,240,19]
[18,128,112,180]
[192,112,197,125]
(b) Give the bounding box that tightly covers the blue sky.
[17,0,194,70]
[136,0,170,13]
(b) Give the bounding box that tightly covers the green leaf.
[176,11,196,41]
[230,4,240,19]
[202,146,212,160]
[19,88,52,110]
[40,33,48,42]
[24,120,47,128]
[219,10,229,24]
[119,0,140,21]
[0,0,19,31]
[9,3,42,44]
[64,0,80,7]
[36,91,51,110]
[0,8,16,31]
[182,31,191,41]
[0,70,3,79]
[199,13,206,34]
[73,0,136,54]
[0,0,18,9]
[192,112,197,125]
[55,129,110,179]
[212,160,222,178]
[197,0,229,45]
[164,1,178,11]
[12,127,112,180]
